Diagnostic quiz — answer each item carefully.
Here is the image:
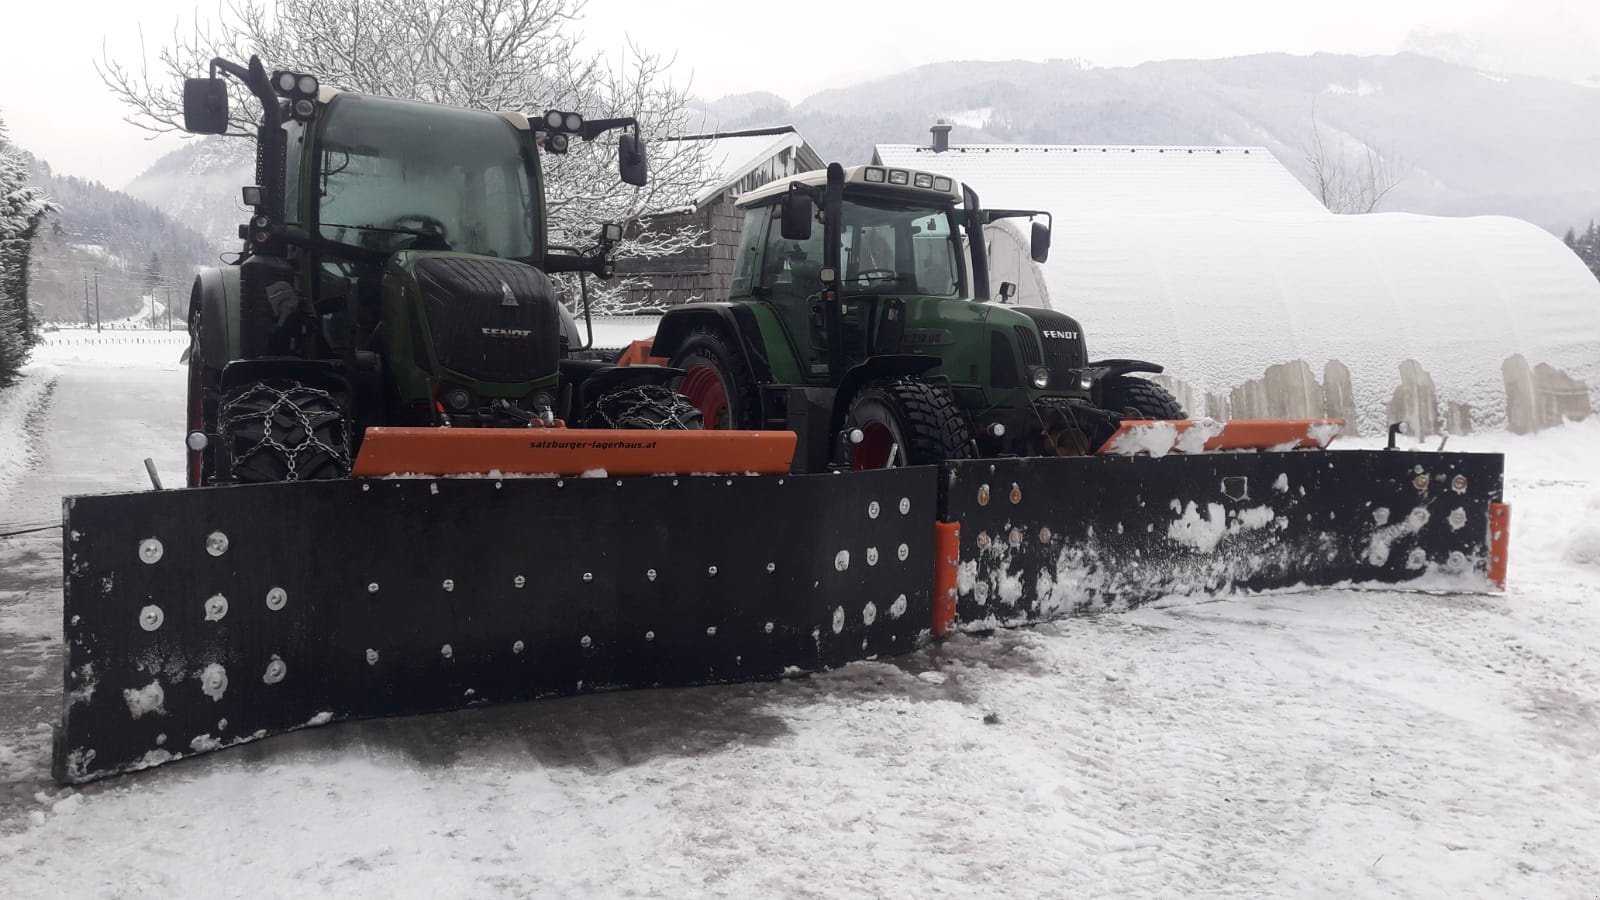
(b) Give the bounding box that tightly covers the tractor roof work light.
[863,167,886,183]
[296,74,318,95]
[887,169,910,185]
[913,173,934,188]
[544,110,565,130]
[563,112,584,133]
[275,71,297,93]
[547,133,570,154]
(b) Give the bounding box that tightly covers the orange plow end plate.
[352,427,797,477]
[1098,418,1345,456]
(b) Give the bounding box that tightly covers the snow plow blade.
[351,427,797,476]
[1099,418,1344,455]
[941,449,1505,628]
[53,468,934,783]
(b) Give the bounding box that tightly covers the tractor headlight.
[1029,366,1051,389]
[297,74,318,95]
[1078,372,1093,390]
[443,387,473,412]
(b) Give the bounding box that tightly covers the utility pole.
[93,271,101,333]
[82,274,89,327]
[166,284,173,331]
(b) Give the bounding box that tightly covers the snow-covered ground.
[1,331,1598,898]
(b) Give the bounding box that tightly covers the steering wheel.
[854,268,898,288]
[392,214,450,248]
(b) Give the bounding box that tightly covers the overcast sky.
[1,0,1596,188]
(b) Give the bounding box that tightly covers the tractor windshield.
[839,197,965,298]
[315,94,536,259]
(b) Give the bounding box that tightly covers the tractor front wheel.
[843,377,973,469]
[668,328,760,430]
[218,379,353,483]
[1098,375,1184,419]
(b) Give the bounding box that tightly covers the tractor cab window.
[838,198,963,298]
[762,208,827,307]
[314,94,536,260]
[729,206,769,297]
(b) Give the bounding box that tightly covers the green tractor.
[179,55,697,486]
[648,162,1182,472]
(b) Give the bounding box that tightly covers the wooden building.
[612,126,822,309]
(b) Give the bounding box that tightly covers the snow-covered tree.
[98,0,714,310]
[1300,112,1407,214]
[1,111,58,386]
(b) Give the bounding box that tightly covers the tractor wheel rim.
[852,421,898,469]
[680,364,729,429]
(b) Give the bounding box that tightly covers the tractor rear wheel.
[1099,375,1184,419]
[669,328,760,430]
[219,379,353,483]
[583,384,704,430]
[843,377,973,469]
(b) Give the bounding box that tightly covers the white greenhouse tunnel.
[877,143,1600,435]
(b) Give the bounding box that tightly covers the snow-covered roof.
[874,144,1329,216]
[875,142,1600,433]
[664,127,821,210]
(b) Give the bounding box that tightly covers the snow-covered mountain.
[123,137,254,255]
[126,52,1600,246]
[699,52,1600,232]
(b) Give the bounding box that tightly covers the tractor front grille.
[414,257,560,385]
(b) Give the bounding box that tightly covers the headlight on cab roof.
[863,167,886,183]
[888,169,910,185]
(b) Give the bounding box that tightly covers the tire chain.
[221,382,353,481]
[586,384,704,430]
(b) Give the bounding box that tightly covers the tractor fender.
[1087,358,1164,378]
[219,358,351,396]
[827,354,943,437]
[651,303,774,383]
[190,267,238,369]
[1086,358,1166,410]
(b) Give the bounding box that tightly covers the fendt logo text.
[1041,329,1078,340]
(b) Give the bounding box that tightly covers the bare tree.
[1301,112,1408,214]
[97,0,714,306]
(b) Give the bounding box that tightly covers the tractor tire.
[584,384,705,430]
[1099,375,1184,419]
[219,379,353,483]
[843,377,973,469]
[668,327,761,430]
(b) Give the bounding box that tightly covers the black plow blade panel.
[940,450,1505,628]
[56,468,937,783]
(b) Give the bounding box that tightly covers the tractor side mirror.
[618,133,648,187]
[1030,221,1051,264]
[183,78,230,135]
[780,193,814,241]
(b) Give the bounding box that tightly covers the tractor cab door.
[757,208,833,382]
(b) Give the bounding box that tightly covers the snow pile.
[0,367,55,502]
[1564,493,1600,567]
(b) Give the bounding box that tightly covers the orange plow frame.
[351,427,797,477]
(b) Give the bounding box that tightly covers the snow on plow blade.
[1098,418,1344,455]
[54,468,933,783]
[351,427,797,476]
[942,450,1506,628]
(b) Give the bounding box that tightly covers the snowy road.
[2,334,1599,898]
